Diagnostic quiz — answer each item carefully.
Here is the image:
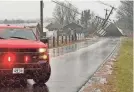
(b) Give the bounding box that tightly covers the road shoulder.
[79,37,133,92]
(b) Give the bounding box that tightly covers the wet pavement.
[49,37,100,57]
[0,37,120,92]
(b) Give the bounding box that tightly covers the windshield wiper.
[9,36,28,40]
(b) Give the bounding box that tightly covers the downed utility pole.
[92,1,116,36]
[98,1,116,29]
[101,7,115,28]
[104,9,110,19]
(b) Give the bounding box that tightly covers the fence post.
[53,36,55,47]
[72,35,74,42]
[65,35,67,44]
[69,35,70,43]
[57,35,59,46]
[61,35,63,44]
[75,33,77,41]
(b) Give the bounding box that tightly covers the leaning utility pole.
[40,0,44,37]
[97,1,116,29]
[104,9,109,19]
[91,1,116,36]
[102,7,114,28]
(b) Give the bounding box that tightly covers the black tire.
[33,64,51,84]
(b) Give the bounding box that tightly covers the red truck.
[0,25,51,86]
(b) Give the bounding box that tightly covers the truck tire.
[33,64,51,84]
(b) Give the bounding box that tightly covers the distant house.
[63,22,83,31]
[63,22,96,37]
[45,22,63,31]
[82,25,96,37]
[45,22,87,38]
[62,22,83,36]
[45,22,64,38]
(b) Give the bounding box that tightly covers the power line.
[51,0,81,15]
[64,0,78,11]
[97,1,116,29]
[97,1,117,9]
[102,7,115,28]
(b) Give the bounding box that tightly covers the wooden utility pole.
[40,0,44,37]
[104,9,109,19]
[98,1,116,29]
[102,7,114,28]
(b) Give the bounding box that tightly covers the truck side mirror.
[40,37,49,44]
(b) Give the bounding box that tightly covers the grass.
[113,37,133,92]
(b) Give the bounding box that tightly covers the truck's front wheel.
[33,64,51,84]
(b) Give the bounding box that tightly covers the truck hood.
[0,39,47,48]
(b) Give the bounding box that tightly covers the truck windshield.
[0,28,36,40]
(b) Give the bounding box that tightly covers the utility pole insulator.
[102,7,115,28]
[104,9,110,19]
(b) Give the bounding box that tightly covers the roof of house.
[45,22,63,30]
[63,22,83,29]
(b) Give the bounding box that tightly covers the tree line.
[116,1,133,31]
[0,19,38,24]
[53,1,97,28]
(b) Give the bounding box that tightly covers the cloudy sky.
[0,0,121,20]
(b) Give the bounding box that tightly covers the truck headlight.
[38,48,46,53]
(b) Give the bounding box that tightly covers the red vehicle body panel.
[0,25,50,83]
[0,39,47,48]
[0,25,47,48]
[0,25,24,29]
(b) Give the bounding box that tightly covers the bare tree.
[53,2,65,25]
[53,1,78,25]
[80,10,91,28]
[116,1,133,31]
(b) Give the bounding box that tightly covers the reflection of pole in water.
[57,48,59,56]
[74,44,77,50]
[53,48,55,57]
[72,45,74,51]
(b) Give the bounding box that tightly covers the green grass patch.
[114,38,133,92]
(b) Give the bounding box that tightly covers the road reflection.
[0,82,49,92]
[49,39,98,57]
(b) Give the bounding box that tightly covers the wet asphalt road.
[0,37,120,92]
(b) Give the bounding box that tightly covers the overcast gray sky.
[0,0,121,20]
